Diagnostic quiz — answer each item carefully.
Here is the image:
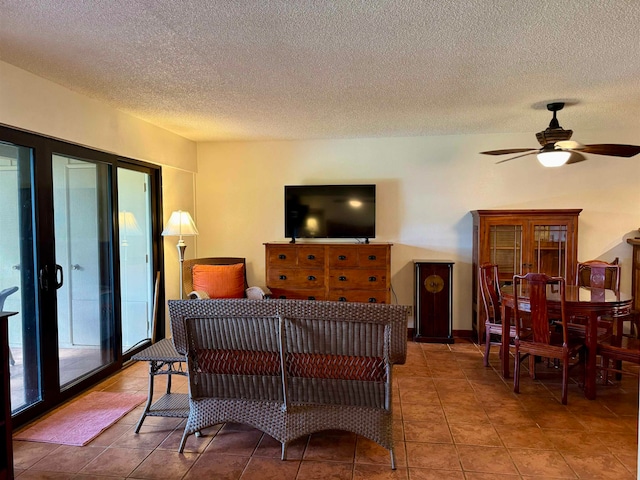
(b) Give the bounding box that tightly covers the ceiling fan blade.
[555,140,583,150]
[495,151,537,164]
[578,144,640,157]
[565,151,588,164]
[480,148,537,156]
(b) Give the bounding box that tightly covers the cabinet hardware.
[279,275,287,280]
[339,276,347,281]
[278,254,286,260]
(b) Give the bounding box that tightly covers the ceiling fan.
[481,102,640,167]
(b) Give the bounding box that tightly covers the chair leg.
[528,355,536,379]
[179,429,189,453]
[484,329,491,367]
[561,354,569,405]
[513,350,520,394]
[390,449,396,470]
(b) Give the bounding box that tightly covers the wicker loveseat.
[167,298,409,469]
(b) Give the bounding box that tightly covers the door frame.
[0,124,165,428]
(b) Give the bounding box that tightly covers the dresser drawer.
[328,290,388,304]
[267,246,298,267]
[297,246,325,267]
[327,246,360,267]
[268,268,325,289]
[270,288,326,301]
[328,269,387,290]
[357,246,389,268]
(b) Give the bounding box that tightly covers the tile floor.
[12,341,639,479]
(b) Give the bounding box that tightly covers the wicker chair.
[169,298,409,469]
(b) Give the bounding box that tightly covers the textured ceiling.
[1,1,639,142]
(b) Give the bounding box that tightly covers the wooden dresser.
[265,243,392,304]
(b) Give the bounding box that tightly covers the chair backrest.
[513,273,567,345]
[182,257,248,297]
[479,263,501,325]
[0,286,19,311]
[576,259,620,291]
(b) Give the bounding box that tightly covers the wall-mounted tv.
[285,184,376,242]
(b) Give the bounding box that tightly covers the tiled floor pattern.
[12,341,639,479]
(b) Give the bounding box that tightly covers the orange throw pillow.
[192,263,245,299]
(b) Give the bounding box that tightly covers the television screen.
[285,184,376,240]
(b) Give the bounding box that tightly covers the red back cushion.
[192,263,245,298]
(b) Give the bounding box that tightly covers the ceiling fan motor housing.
[536,127,573,147]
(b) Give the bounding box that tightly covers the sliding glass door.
[118,167,154,353]
[53,155,114,387]
[0,142,41,415]
[0,126,163,426]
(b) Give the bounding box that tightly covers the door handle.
[55,264,64,290]
[39,265,49,291]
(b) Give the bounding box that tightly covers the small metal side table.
[132,338,189,432]
[413,261,454,343]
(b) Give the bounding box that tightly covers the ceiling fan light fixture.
[537,150,571,167]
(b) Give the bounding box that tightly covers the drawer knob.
[279,275,287,280]
[308,296,316,300]
[339,276,347,281]
[368,297,377,303]
[307,275,316,281]
[307,254,315,260]
[368,255,377,260]
[278,295,286,299]
[338,297,347,302]
[278,254,286,260]
[338,255,346,260]
[368,276,377,282]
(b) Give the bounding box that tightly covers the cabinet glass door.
[489,225,523,284]
[531,224,568,278]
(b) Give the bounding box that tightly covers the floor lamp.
[162,210,199,299]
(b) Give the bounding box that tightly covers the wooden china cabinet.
[471,209,581,344]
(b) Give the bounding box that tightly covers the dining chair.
[479,263,516,367]
[512,273,585,405]
[598,314,640,384]
[576,259,639,339]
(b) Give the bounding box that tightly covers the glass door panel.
[0,142,41,414]
[489,225,523,284]
[532,224,568,278]
[52,154,114,388]
[117,168,153,352]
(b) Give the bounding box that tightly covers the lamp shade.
[162,210,199,237]
[537,150,571,167]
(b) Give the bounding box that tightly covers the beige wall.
[2,60,638,332]
[196,135,640,330]
[0,61,198,327]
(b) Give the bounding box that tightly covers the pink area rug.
[14,391,146,446]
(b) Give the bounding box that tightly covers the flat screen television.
[285,184,376,242]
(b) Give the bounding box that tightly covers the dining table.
[500,284,633,400]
